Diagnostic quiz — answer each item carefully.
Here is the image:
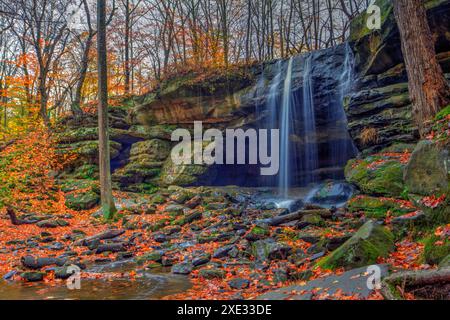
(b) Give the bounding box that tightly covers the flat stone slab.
[257,264,389,300]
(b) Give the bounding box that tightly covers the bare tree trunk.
[124,0,131,94]
[97,0,117,220]
[393,0,450,136]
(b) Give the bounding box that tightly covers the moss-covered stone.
[302,214,326,227]
[345,157,405,197]
[135,251,163,265]
[404,140,449,196]
[317,220,395,270]
[65,191,100,211]
[58,140,122,164]
[348,195,415,219]
[130,139,171,161]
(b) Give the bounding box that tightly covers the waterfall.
[327,43,358,174]
[299,54,319,185]
[278,57,294,198]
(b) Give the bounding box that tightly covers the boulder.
[171,262,193,275]
[251,239,292,262]
[199,268,226,279]
[345,157,405,197]
[21,272,46,282]
[65,191,100,211]
[404,140,449,196]
[348,195,415,219]
[317,220,395,270]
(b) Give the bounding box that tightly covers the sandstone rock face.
[346,0,450,154]
[55,0,450,189]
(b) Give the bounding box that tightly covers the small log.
[0,139,16,152]
[95,243,127,254]
[21,256,67,270]
[6,206,37,225]
[79,229,125,246]
[381,268,450,300]
[267,209,331,226]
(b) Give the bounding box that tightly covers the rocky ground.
[0,107,449,300]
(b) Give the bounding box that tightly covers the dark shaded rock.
[307,182,354,207]
[65,191,100,211]
[95,243,126,254]
[192,254,211,267]
[21,272,45,282]
[161,256,176,267]
[213,245,236,259]
[21,256,66,269]
[37,219,70,228]
[172,262,193,275]
[135,251,163,265]
[199,268,226,279]
[252,239,292,262]
[153,233,168,243]
[228,278,250,289]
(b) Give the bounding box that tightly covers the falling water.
[300,54,319,185]
[327,43,358,173]
[278,57,294,198]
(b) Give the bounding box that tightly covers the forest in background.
[0,0,371,139]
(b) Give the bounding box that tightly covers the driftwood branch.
[267,209,331,226]
[77,229,125,246]
[381,268,450,300]
[0,140,16,152]
[6,206,37,225]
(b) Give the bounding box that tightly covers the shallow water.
[0,260,192,300]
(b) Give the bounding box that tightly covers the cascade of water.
[300,54,319,185]
[327,43,358,174]
[266,61,282,130]
[278,57,294,198]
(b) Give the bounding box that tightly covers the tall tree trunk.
[72,35,93,118]
[124,0,131,95]
[393,0,450,136]
[97,0,117,220]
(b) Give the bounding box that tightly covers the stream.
[0,260,192,300]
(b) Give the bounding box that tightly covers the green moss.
[349,0,393,42]
[65,191,100,211]
[250,225,270,236]
[435,104,450,120]
[345,158,405,197]
[348,196,415,219]
[317,221,395,270]
[423,234,450,265]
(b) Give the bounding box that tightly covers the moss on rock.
[423,234,450,266]
[345,157,405,197]
[348,195,415,219]
[317,220,395,270]
[404,140,450,196]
